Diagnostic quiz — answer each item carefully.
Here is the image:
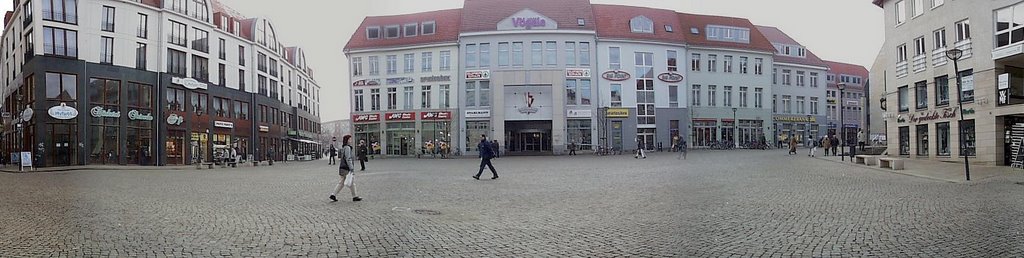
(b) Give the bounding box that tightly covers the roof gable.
[592,4,687,44]
[461,0,595,33]
[754,26,828,68]
[678,13,775,53]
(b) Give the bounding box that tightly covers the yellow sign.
[606,108,630,118]
[774,115,816,123]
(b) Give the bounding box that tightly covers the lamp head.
[945,48,963,61]
[837,83,846,91]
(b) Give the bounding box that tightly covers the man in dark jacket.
[357,140,369,171]
[327,145,337,165]
[474,135,498,180]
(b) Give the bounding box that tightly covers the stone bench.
[878,157,905,170]
[197,162,215,169]
[855,155,879,166]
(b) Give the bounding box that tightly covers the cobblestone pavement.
[1,150,1023,257]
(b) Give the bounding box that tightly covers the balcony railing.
[912,55,927,73]
[896,61,909,78]
[931,47,948,67]
[954,40,973,59]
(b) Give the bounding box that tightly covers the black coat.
[357,145,369,161]
[478,140,494,159]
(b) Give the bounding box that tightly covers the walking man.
[677,140,688,160]
[329,135,362,202]
[568,141,577,156]
[635,137,647,159]
[474,135,498,180]
[327,145,337,165]
[357,140,369,171]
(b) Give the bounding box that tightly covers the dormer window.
[690,27,699,34]
[577,18,585,26]
[707,25,750,44]
[665,25,673,32]
[366,26,381,39]
[629,16,654,33]
[385,25,400,38]
[797,48,806,57]
[404,23,418,37]
[421,21,436,35]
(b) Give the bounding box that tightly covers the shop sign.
[288,130,298,136]
[128,110,154,121]
[385,112,416,121]
[601,70,631,81]
[352,79,381,87]
[517,92,539,114]
[657,72,684,83]
[352,114,380,122]
[962,108,975,115]
[386,77,415,85]
[606,108,629,118]
[21,106,33,122]
[497,9,557,30]
[47,103,78,120]
[167,114,185,125]
[259,125,270,132]
[565,68,591,78]
[90,106,121,118]
[172,77,208,90]
[902,107,959,124]
[421,111,452,120]
[420,75,451,83]
[465,110,491,118]
[465,70,491,80]
[999,88,1011,106]
[567,109,592,118]
[214,121,234,128]
[773,115,816,123]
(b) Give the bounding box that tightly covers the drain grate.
[413,209,441,215]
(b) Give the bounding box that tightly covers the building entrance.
[505,121,552,154]
[1003,116,1024,166]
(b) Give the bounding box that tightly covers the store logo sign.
[386,77,415,85]
[465,70,491,80]
[352,79,381,87]
[420,75,451,83]
[167,114,185,125]
[90,106,121,118]
[214,121,234,128]
[259,125,270,132]
[566,68,591,78]
[657,72,684,83]
[352,114,381,122]
[498,9,557,30]
[606,108,629,118]
[128,110,154,121]
[47,103,78,120]
[465,110,491,118]
[601,70,631,81]
[385,112,415,121]
[421,111,452,120]
[517,92,539,114]
[172,77,208,90]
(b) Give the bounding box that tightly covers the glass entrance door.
[519,132,543,151]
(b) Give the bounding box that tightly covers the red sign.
[421,111,452,120]
[352,114,380,122]
[601,70,631,81]
[385,112,416,121]
[657,72,684,83]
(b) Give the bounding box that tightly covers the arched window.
[255,21,266,45]
[167,0,209,22]
[266,23,278,51]
[630,16,654,33]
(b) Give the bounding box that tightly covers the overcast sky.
[1,0,883,122]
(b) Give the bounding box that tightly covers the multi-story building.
[344,9,461,156]
[681,13,775,148]
[757,26,829,146]
[824,60,868,144]
[0,0,321,167]
[593,4,688,151]
[871,0,1024,166]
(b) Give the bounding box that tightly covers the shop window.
[89,78,121,164]
[937,122,950,156]
[960,119,975,156]
[899,126,910,155]
[916,124,928,156]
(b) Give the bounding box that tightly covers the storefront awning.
[289,138,321,145]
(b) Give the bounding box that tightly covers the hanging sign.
[657,72,684,83]
[167,114,185,125]
[601,70,631,81]
[90,106,121,118]
[48,103,78,120]
[128,110,154,121]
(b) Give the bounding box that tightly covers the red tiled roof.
[3,11,12,28]
[592,4,686,45]
[238,18,255,41]
[140,0,161,8]
[677,13,775,53]
[824,60,868,78]
[344,9,462,51]
[461,0,595,33]
[754,26,828,68]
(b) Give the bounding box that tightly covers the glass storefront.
[916,124,929,156]
[421,121,452,154]
[166,130,186,165]
[567,119,592,150]
[192,132,210,163]
[899,126,910,156]
[961,119,975,156]
[386,122,415,156]
[692,120,717,147]
[354,123,381,155]
[45,122,77,167]
[937,122,950,156]
[89,78,121,165]
[738,120,765,145]
[126,82,153,166]
[465,121,490,151]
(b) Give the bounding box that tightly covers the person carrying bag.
[329,135,362,202]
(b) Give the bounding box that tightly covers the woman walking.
[329,135,362,202]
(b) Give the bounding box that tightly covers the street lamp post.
[838,83,846,161]
[732,107,738,148]
[946,48,970,181]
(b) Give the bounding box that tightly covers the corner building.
[0,0,322,167]
[871,0,1024,166]
[757,26,829,146]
